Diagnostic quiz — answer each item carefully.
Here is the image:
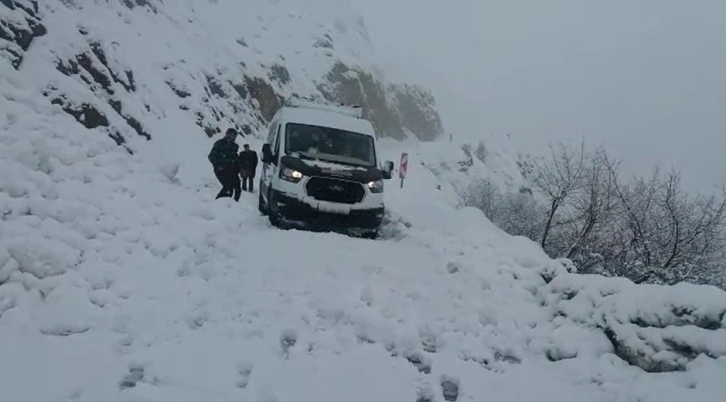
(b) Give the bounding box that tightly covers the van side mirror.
[382,160,394,179]
[261,144,274,164]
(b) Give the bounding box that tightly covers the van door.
[260,122,281,197]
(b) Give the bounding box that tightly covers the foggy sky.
[350,0,726,193]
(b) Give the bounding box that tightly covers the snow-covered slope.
[383,134,530,197]
[2,1,726,402]
[2,0,443,149]
[3,80,726,400]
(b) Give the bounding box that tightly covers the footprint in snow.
[186,310,208,329]
[389,347,433,374]
[420,334,438,353]
[446,261,460,274]
[119,365,145,389]
[279,329,297,358]
[405,352,432,374]
[235,361,254,388]
[416,387,435,402]
[440,376,460,402]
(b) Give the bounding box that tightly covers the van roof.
[274,105,377,138]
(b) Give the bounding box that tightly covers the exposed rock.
[244,75,283,122]
[48,94,129,150]
[458,144,474,172]
[11,2,444,150]
[119,0,158,13]
[54,41,147,143]
[109,99,151,140]
[474,141,488,164]
[166,79,191,98]
[51,96,109,129]
[391,83,443,141]
[313,33,334,49]
[319,61,444,141]
[195,110,218,137]
[230,81,248,100]
[0,0,47,69]
[268,64,291,85]
[205,74,227,99]
[56,41,136,96]
[319,62,401,138]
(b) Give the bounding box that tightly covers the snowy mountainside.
[2,1,726,402]
[1,0,443,152]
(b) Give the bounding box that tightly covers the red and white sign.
[399,152,409,179]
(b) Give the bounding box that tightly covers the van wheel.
[268,189,281,227]
[258,191,268,215]
[362,230,379,240]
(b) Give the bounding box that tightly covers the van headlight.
[280,168,303,183]
[367,179,384,193]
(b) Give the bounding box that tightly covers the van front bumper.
[272,190,384,231]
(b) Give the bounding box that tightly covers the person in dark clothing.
[238,143,258,192]
[208,128,241,201]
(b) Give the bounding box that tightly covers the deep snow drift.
[3,78,726,400]
[2,1,726,402]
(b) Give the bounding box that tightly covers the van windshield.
[284,123,376,168]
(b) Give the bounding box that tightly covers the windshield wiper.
[291,151,316,161]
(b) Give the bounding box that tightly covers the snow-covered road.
[2,102,725,401]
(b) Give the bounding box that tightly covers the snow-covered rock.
[0,0,46,68]
[544,274,726,372]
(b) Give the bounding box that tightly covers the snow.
[2,1,726,402]
[275,105,377,138]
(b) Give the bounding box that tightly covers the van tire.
[362,230,379,240]
[267,189,281,227]
[258,191,268,215]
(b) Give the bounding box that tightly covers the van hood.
[280,155,383,183]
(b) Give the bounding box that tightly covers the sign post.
[399,152,408,188]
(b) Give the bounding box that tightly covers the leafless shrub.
[463,139,726,289]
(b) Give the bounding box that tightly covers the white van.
[257,97,394,238]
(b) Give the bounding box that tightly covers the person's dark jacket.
[238,149,258,174]
[208,139,239,170]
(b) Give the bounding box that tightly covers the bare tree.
[461,178,543,240]
[529,139,587,251]
[462,178,497,219]
[562,146,620,260]
[602,165,726,285]
[461,138,726,289]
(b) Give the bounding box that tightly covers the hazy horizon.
[351,0,725,193]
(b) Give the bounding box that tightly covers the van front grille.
[305,177,365,204]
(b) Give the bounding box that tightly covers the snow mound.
[378,135,529,201]
[545,273,726,372]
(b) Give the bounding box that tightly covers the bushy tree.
[462,180,542,240]
[463,140,726,289]
[606,166,726,285]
